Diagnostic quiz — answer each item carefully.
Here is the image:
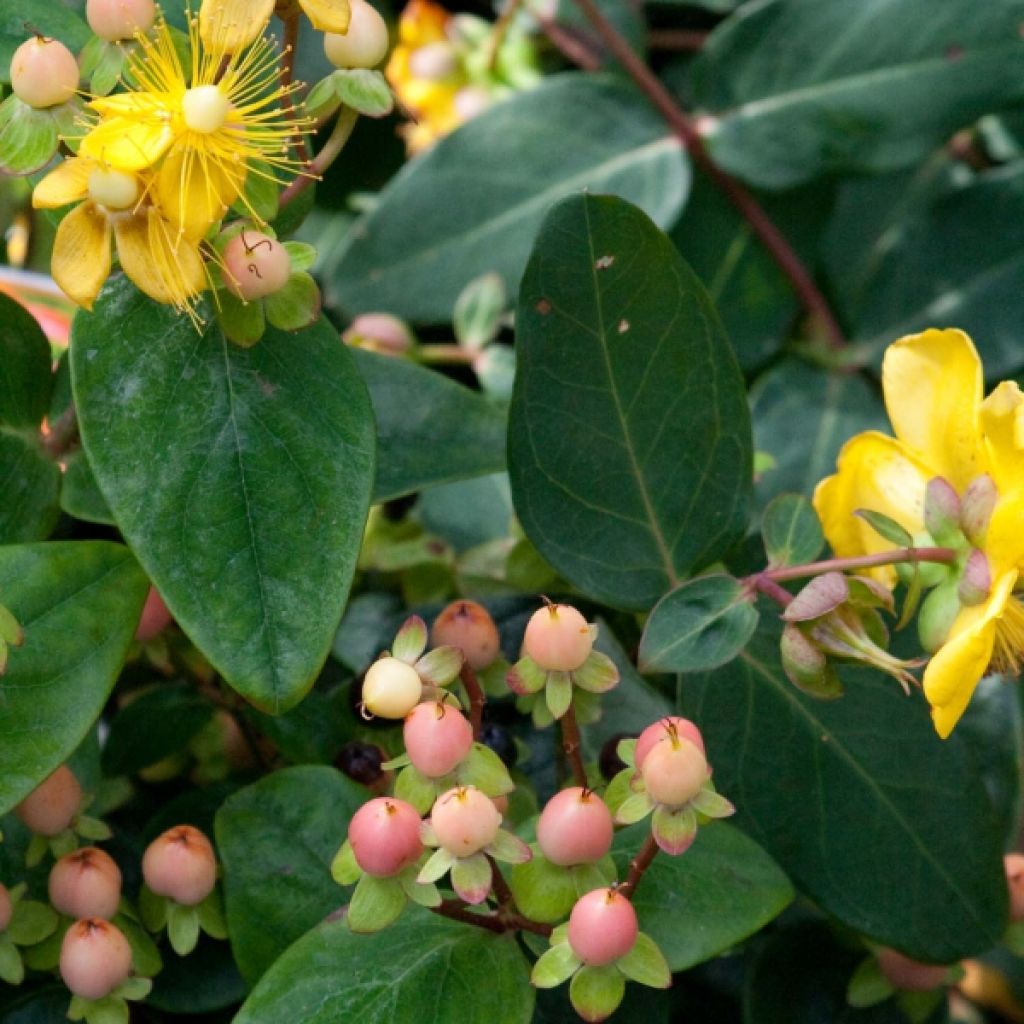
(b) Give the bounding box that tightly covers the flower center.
[87,168,139,210]
[182,84,229,134]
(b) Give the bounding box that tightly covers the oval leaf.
[510,194,752,610]
[761,493,824,568]
[71,279,375,713]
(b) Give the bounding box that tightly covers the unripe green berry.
[223,230,292,301]
[640,736,708,808]
[323,0,389,69]
[567,888,638,966]
[16,765,82,836]
[431,600,501,670]
[522,603,593,672]
[431,786,501,857]
[49,847,123,921]
[86,0,156,41]
[59,918,133,1000]
[362,656,422,719]
[10,37,79,109]
[0,884,11,933]
[142,825,216,906]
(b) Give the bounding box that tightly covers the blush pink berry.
[567,888,638,966]
[348,797,424,877]
[536,787,613,866]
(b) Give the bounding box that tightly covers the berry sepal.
[0,94,80,176]
[507,648,619,722]
[392,741,515,815]
[138,883,227,955]
[67,976,152,1024]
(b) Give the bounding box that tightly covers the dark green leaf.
[72,279,375,713]
[510,194,752,610]
[0,5,90,81]
[762,494,824,568]
[147,934,247,1014]
[0,96,58,175]
[0,985,70,1024]
[0,292,52,428]
[640,574,759,673]
[233,909,534,1024]
[215,765,366,984]
[416,474,513,552]
[0,434,60,542]
[680,621,1008,961]
[324,74,689,322]
[352,348,506,503]
[611,821,793,971]
[59,451,115,526]
[692,0,1024,187]
[101,684,214,777]
[0,542,148,814]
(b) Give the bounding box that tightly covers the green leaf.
[680,621,1008,961]
[846,956,896,1008]
[456,743,514,797]
[0,3,91,79]
[639,574,759,673]
[0,542,147,814]
[330,69,394,117]
[762,494,825,569]
[166,903,200,956]
[569,965,625,1022]
[0,433,60,542]
[510,193,752,611]
[6,901,58,946]
[324,74,688,323]
[0,292,52,428]
[531,942,581,988]
[854,509,914,548]
[509,850,578,924]
[610,821,793,971]
[148,935,247,1014]
[214,765,367,984]
[60,451,115,526]
[616,933,671,989]
[234,909,534,1024]
[454,273,507,350]
[346,874,407,933]
[692,0,1024,187]
[101,683,214,777]
[71,279,375,713]
[263,272,320,332]
[351,348,506,503]
[0,96,59,175]
[0,935,23,985]
[115,914,162,978]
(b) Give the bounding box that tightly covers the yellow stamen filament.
[991,596,1024,676]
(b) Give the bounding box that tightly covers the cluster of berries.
[1,764,219,1016]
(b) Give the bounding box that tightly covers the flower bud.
[223,230,291,301]
[142,825,217,906]
[49,847,123,920]
[342,313,414,355]
[431,600,501,670]
[10,37,79,109]
[780,623,841,698]
[961,474,998,546]
[324,0,390,69]
[958,549,991,607]
[918,578,962,654]
[88,168,140,212]
[60,918,133,1000]
[923,476,962,547]
[16,765,82,836]
[640,736,708,808]
[86,0,156,41]
[403,701,473,778]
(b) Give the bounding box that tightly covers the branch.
[647,28,708,52]
[279,106,359,208]
[486,0,522,71]
[559,705,588,788]
[431,900,507,934]
[279,6,311,164]
[460,664,486,740]
[569,0,849,351]
[618,833,658,900]
[41,404,79,459]
[759,546,958,584]
[525,0,602,71]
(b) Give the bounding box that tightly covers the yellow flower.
[79,13,308,241]
[385,0,465,154]
[199,0,352,54]
[32,157,204,314]
[813,328,1024,738]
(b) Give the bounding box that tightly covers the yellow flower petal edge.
[300,0,352,34]
[199,0,275,54]
[50,203,113,311]
[33,157,93,209]
[114,211,205,312]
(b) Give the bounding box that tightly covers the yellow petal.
[80,115,174,173]
[156,146,245,240]
[51,202,112,311]
[812,431,931,580]
[881,328,984,490]
[114,209,205,308]
[199,0,275,53]
[300,0,351,33]
[981,380,1024,491]
[33,157,93,209]
[398,0,449,47]
[89,92,166,117]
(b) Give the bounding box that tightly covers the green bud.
[780,624,842,698]
[918,578,962,653]
[960,474,998,546]
[923,476,962,547]
[895,532,950,589]
[957,549,991,606]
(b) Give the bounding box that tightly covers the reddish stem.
[431,900,507,934]
[618,833,658,899]
[41,405,79,459]
[460,664,486,740]
[760,546,957,584]
[278,7,311,165]
[559,705,588,788]
[647,29,708,52]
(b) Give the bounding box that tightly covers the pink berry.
[431,786,501,857]
[86,0,156,40]
[348,797,424,877]
[223,230,292,301]
[49,847,122,920]
[403,702,473,779]
[634,717,705,769]
[522,603,593,672]
[135,586,172,642]
[641,736,708,808]
[1007,853,1024,922]
[431,600,501,670]
[536,787,613,867]
[16,765,82,836]
[59,918,133,1000]
[567,888,638,966]
[361,656,422,719]
[10,37,79,108]
[876,948,948,992]
[342,313,414,355]
[142,825,216,906]
[323,0,389,69]
[0,884,11,933]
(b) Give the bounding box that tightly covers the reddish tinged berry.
[404,702,473,778]
[59,918,133,1000]
[10,38,79,108]
[431,600,501,670]
[641,736,708,808]
[348,797,423,877]
[135,586,172,642]
[0,884,11,933]
[876,948,948,992]
[1006,853,1024,922]
[49,847,122,921]
[522,603,593,672]
[634,716,705,769]
[536,787,613,867]
[361,656,422,719]
[431,786,501,857]
[86,0,156,40]
[223,231,291,301]
[142,825,216,906]
[323,0,389,69]
[16,765,82,836]
[567,888,638,966]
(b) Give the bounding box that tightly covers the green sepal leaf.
[347,874,407,933]
[569,964,626,1022]
[115,913,162,977]
[395,764,439,814]
[392,614,428,662]
[75,815,113,841]
[570,859,616,897]
[487,829,531,865]
[0,934,24,985]
[451,852,493,904]
[690,785,735,820]
[197,888,228,940]
[284,241,317,272]
[86,39,127,96]
[331,839,362,886]
[762,493,824,568]
[398,869,441,908]
[264,272,321,332]
[572,651,619,694]
[616,933,671,989]
[414,645,463,687]
[50,829,78,859]
[854,509,914,548]
[846,955,895,1008]
[24,834,48,869]
[215,289,266,348]
[531,942,581,989]
[614,792,654,826]
[783,572,849,623]
[304,75,343,119]
[417,847,456,886]
[68,995,89,1022]
[0,94,59,174]
[167,902,201,956]
[330,69,394,117]
[6,899,58,946]
[138,885,168,932]
[115,976,153,1002]
[545,672,573,720]
[651,804,698,856]
[456,743,514,796]
[507,656,547,696]
[509,850,577,923]
[82,995,130,1024]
